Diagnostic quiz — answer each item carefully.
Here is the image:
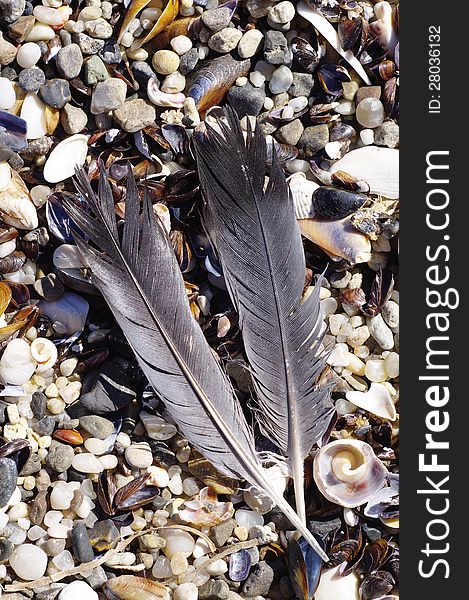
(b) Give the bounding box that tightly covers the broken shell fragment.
[370,1,398,53]
[147,77,185,108]
[20,92,48,140]
[43,134,88,184]
[346,383,397,421]
[30,337,58,372]
[298,216,371,264]
[313,439,387,508]
[312,186,367,220]
[0,167,38,230]
[0,338,37,385]
[288,173,319,219]
[103,575,166,600]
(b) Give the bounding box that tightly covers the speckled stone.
[18,67,46,92]
[79,415,114,440]
[0,458,17,507]
[56,44,83,79]
[298,124,330,157]
[113,99,156,133]
[39,78,71,109]
[45,441,75,473]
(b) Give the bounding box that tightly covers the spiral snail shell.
[313,439,387,508]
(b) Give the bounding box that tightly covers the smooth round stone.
[208,27,242,53]
[238,28,263,59]
[33,6,64,27]
[161,71,186,93]
[152,50,180,75]
[152,555,173,578]
[384,352,399,378]
[50,484,74,510]
[235,509,264,530]
[356,98,385,128]
[160,529,195,559]
[0,458,17,508]
[16,42,41,68]
[360,128,374,145]
[99,454,118,469]
[25,23,56,42]
[52,549,74,570]
[174,582,198,600]
[58,580,98,600]
[268,1,295,24]
[206,558,228,576]
[27,525,47,541]
[72,453,104,474]
[18,67,46,92]
[125,442,153,469]
[84,437,108,455]
[171,552,189,575]
[44,510,63,527]
[0,77,16,109]
[9,543,48,580]
[364,359,387,383]
[79,415,114,439]
[48,523,71,538]
[170,35,193,55]
[269,65,293,94]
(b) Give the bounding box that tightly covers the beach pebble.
[208,27,242,53]
[113,99,156,133]
[161,529,195,558]
[85,18,113,40]
[9,543,48,580]
[125,442,153,469]
[356,98,385,128]
[91,77,127,114]
[171,35,193,55]
[161,71,186,93]
[367,314,394,350]
[0,458,17,507]
[384,352,399,378]
[18,67,46,92]
[0,77,15,109]
[179,47,199,74]
[242,561,274,597]
[289,72,314,97]
[74,32,105,55]
[46,441,75,473]
[16,41,41,68]
[61,103,88,134]
[79,415,114,439]
[174,583,199,600]
[235,509,264,530]
[72,522,94,563]
[238,29,264,58]
[275,119,304,145]
[152,555,173,578]
[56,44,83,79]
[152,50,180,75]
[268,1,295,24]
[0,32,17,65]
[59,581,98,600]
[269,65,293,94]
[50,484,75,510]
[264,30,291,65]
[374,119,399,148]
[199,580,229,600]
[227,82,265,117]
[355,85,381,105]
[201,7,232,31]
[39,78,71,109]
[72,452,105,474]
[298,124,330,157]
[364,359,387,383]
[84,55,108,85]
[360,128,374,145]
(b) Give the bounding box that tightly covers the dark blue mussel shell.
[0,110,28,152]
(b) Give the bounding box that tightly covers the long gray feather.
[193,109,334,523]
[63,165,328,561]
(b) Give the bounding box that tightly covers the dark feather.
[193,108,334,523]
[64,163,328,561]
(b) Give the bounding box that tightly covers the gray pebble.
[34,273,65,301]
[0,0,25,23]
[242,561,274,597]
[73,33,105,56]
[132,60,156,84]
[98,41,121,64]
[0,458,17,507]
[39,78,71,109]
[199,579,230,600]
[72,522,94,563]
[90,77,127,114]
[210,518,236,547]
[79,415,114,440]
[201,7,232,31]
[83,55,108,85]
[84,566,108,589]
[227,81,265,117]
[179,48,198,75]
[45,441,74,473]
[59,29,72,46]
[31,391,47,419]
[367,313,394,350]
[298,124,330,157]
[33,416,56,436]
[269,65,293,94]
[374,119,399,148]
[61,103,88,135]
[264,30,291,65]
[0,537,13,561]
[246,0,275,18]
[20,453,41,476]
[275,118,304,145]
[289,72,314,97]
[18,67,45,92]
[56,44,83,79]
[113,99,156,133]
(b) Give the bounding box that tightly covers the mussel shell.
[0,251,26,274]
[359,571,395,600]
[0,438,31,473]
[291,37,320,73]
[188,55,250,114]
[47,193,81,243]
[0,110,28,152]
[355,539,389,575]
[338,16,363,51]
[287,537,322,600]
[318,64,351,95]
[229,549,251,582]
[312,187,367,220]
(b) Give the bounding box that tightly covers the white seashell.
[329,147,399,199]
[287,173,319,219]
[20,92,48,140]
[30,337,58,372]
[53,244,88,270]
[147,77,185,108]
[370,2,398,53]
[0,77,16,110]
[16,42,42,69]
[314,565,359,600]
[346,382,397,421]
[3,260,37,284]
[38,292,89,336]
[43,134,88,183]
[296,2,371,85]
[153,203,171,234]
[0,240,16,259]
[0,339,37,386]
[313,439,387,508]
[0,169,38,230]
[0,162,12,191]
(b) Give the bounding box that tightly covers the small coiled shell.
[313,439,387,508]
[103,575,166,600]
[298,216,371,264]
[30,337,58,372]
[312,186,367,220]
[188,55,250,115]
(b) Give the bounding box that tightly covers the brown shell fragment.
[52,429,84,446]
[188,55,250,115]
[103,575,166,600]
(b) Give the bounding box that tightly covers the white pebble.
[174,582,198,600]
[0,77,16,110]
[171,35,193,55]
[99,454,118,469]
[205,559,228,576]
[161,529,195,559]
[58,581,98,600]
[9,544,48,580]
[16,42,42,68]
[50,484,74,510]
[364,359,387,383]
[235,509,264,529]
[288,96,308,112]
[60,357,78,377]
[249,70,265,88]
[360,128,374,145]
[72,453,104,474]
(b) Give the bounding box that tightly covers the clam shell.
[103,575,166,600]
[0,169,38,230]
[313,439,387,508]
[346,383,397,421]
[314,565,359,600]
[43,134,88,183]
[288,173,319,219]
[329,147,399,199]
[312,186,367,220]
[298,216,371,264]
[20,92,48,140]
